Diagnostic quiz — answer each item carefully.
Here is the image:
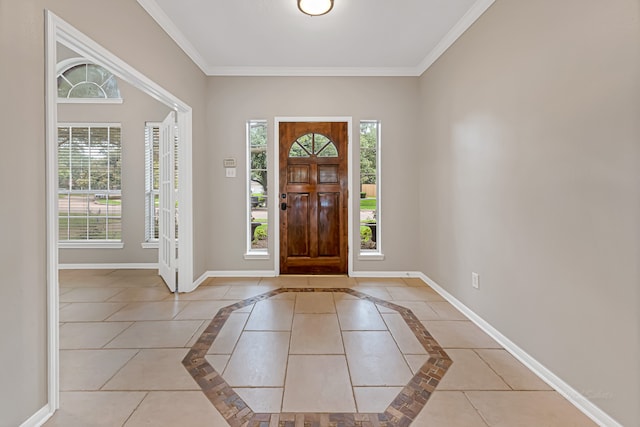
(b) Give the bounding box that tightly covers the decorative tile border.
[182,288,452,427]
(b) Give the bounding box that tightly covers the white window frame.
[57,122,124,249]
[56,58,123,104]
[358,120,384,260]
[245,120,269,259]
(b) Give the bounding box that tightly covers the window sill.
[59,241,124,249]
[141,242,159,249]
[244,251,270,260]
[358,252,385,261]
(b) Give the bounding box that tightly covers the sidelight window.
[359,121,381,256]
[247,120,269,256]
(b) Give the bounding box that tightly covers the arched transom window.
[57,61,121,100]
[289,133,338,158]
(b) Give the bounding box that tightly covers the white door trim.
[273,117,353,276]
[45,10,194,415]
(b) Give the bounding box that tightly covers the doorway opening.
[45,11,194,414]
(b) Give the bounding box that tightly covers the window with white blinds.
[58,125,122,242]
[144,123,160,242]
[144,122,178,244]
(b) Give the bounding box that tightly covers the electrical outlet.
[472,272,480,289]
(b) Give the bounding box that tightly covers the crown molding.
[417,0,496,75]
[138,0,495,77]
[136,0,210,74]
[205,65,420,77]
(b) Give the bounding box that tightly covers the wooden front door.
[279,122,348,274]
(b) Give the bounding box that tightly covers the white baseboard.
[417,272,621,427]
[20,404,53,427]
[349,270,422,278]
[58,263,158,270]
[188,270,277,292]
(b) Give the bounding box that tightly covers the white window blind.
[58,125,122,242]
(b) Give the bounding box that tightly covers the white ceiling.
[137,0,495,76]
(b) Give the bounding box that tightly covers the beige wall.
[206,76,421,273]
[0,0,207,424]
[418,0,640,425]
[58,78,169,265]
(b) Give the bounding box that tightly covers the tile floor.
[46,270,596,427]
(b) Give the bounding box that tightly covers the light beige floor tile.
[343,331,413,386]
[106,301,188,321]
[307,276,357,288]
[60,287,125,303]
[223,331,290,387]
[107,275,164,288]
[234,387,283,413]
[421,321,501,348]
[402,278,429,287]
[60,275,119,288]
[44,391,146,427]
[427,301,468,320]
[209,277,263,286]
[174,300,240,320]
[59,287,74,295]
[438,349,510,390]
[412,391,488,426]
[465,391,598,426]
[224,285,276,299]
[355,278,407,287]
[386,286,444,301]
[294,292,336,313]
[204,354,231,373]
[353,387,403,413]
[404,354,429,374]
[245,299,294,330]
[382,314,427,355]
[336,299,387,330]
[60,322,132,349]
[268,292,297,300]
[59,302,127,322]
[380,301,440,320]
[108,269,159,277]
[60,349,137,391]
[106,287,172,302]
[103,349,198,390]
[259,276,308,287]
[207,313,250,354]
[475,349,552,390]
[105,320,203,348]
[172,286,230,300]
[290,314,344,354]
[124,391,228,427]
[282,355,356,412]
[332,291,359,302]
[352,286,393,301]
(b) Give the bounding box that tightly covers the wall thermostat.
[223,158,237,168]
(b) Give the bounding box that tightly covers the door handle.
[281,202,287,211]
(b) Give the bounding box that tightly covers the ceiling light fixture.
[298,0,334,16]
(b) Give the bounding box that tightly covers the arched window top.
[289,133,338,158]
[57,59,121,102]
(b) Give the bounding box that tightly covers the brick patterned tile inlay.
[182,288,452,427]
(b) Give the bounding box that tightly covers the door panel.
[287,193,310,257]
[279,122,348,274]
[317,192,340,256]
[158,111,176,291]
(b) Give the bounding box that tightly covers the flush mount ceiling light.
[298,0,334,16]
